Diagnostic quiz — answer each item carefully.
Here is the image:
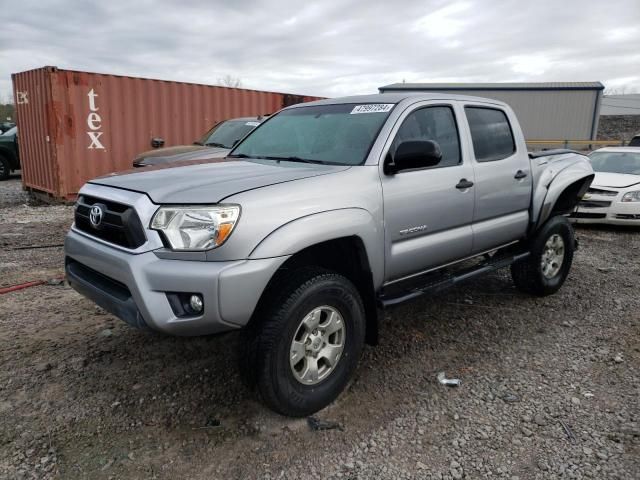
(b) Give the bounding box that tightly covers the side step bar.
[379,251,531,308]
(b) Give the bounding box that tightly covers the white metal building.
[600,94,640,116]
[378,82,604,141]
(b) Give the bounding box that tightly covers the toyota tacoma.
[65,93,594,416]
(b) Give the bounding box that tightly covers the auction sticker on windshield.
[350,104,394,114]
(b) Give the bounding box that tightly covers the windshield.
[1,126,16,136]
[589,151,640,175]
[230,103,395,165]
[198,119,259,148]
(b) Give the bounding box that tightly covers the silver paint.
[289,306,345,385]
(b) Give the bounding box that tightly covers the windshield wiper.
[205,142,228,148]
[227,154,332,164]
[263,156,324,164]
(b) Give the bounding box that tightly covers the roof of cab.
[290,92,508,108]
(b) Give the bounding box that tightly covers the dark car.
[0,126,19,180]
[133,117,263,167]
[629,134,640,147]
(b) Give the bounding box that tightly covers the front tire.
[511,215,575,296]
[241,268,366,417]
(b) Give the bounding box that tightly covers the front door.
[381,103,475,282]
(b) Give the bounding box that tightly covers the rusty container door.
[12,67,60,195]
[13,66,323,200]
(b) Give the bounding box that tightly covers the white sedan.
[570,147,640,226]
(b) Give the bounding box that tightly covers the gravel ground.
[0,176,638,479]
[0,175,71,288]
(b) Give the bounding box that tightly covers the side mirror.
[151,137,165,149]
[385,140,442,174]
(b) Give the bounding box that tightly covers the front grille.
[578,200,612,208]
[587,188,618,197]
[615,214,640,220]
[75,195,146,249]
[570,212,607,219]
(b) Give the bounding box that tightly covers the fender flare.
[249,208,385,288]
[532,161,594,230]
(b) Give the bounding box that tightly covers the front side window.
[391,106,461,168]
[231,103,395,165]
[465,107,515,162]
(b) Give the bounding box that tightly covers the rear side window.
[465,107,515,162]
[392,106,461,168]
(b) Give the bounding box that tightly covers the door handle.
[455,179,474,189]
[514,170,528,179]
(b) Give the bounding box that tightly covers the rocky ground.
[0,176,638,479]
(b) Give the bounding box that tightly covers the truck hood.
[592,172,640,189]
[90,158,351,204]
[134,145,229,166]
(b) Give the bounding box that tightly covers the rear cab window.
[464,107,516,162]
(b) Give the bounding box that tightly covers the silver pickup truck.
[65,93,594,416]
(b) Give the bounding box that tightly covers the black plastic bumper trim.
[65,258,149,330]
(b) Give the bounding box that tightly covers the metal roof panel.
[379,82,605,92]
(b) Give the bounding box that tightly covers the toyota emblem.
[89,205,104,228]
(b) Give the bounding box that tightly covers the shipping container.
[12,66,323,200]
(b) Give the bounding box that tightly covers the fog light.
[189,294,203,313]
[166,292,204,317]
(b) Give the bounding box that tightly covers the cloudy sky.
[1,0,639,100]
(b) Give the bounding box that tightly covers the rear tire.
[241,267,366,417]
[0,157,10,181]
[511,215,575,296]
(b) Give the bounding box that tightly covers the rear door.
[381,101,475,282]
[462,104,532,253]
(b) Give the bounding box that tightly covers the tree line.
[0,92,14,122]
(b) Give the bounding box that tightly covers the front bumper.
[65,229,288,335]
[570,194,640,226]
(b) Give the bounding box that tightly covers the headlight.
[621,191,640,202]
[151,205,240,250]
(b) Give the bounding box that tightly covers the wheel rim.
[289,305,346,385]
[541,234,565,279]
